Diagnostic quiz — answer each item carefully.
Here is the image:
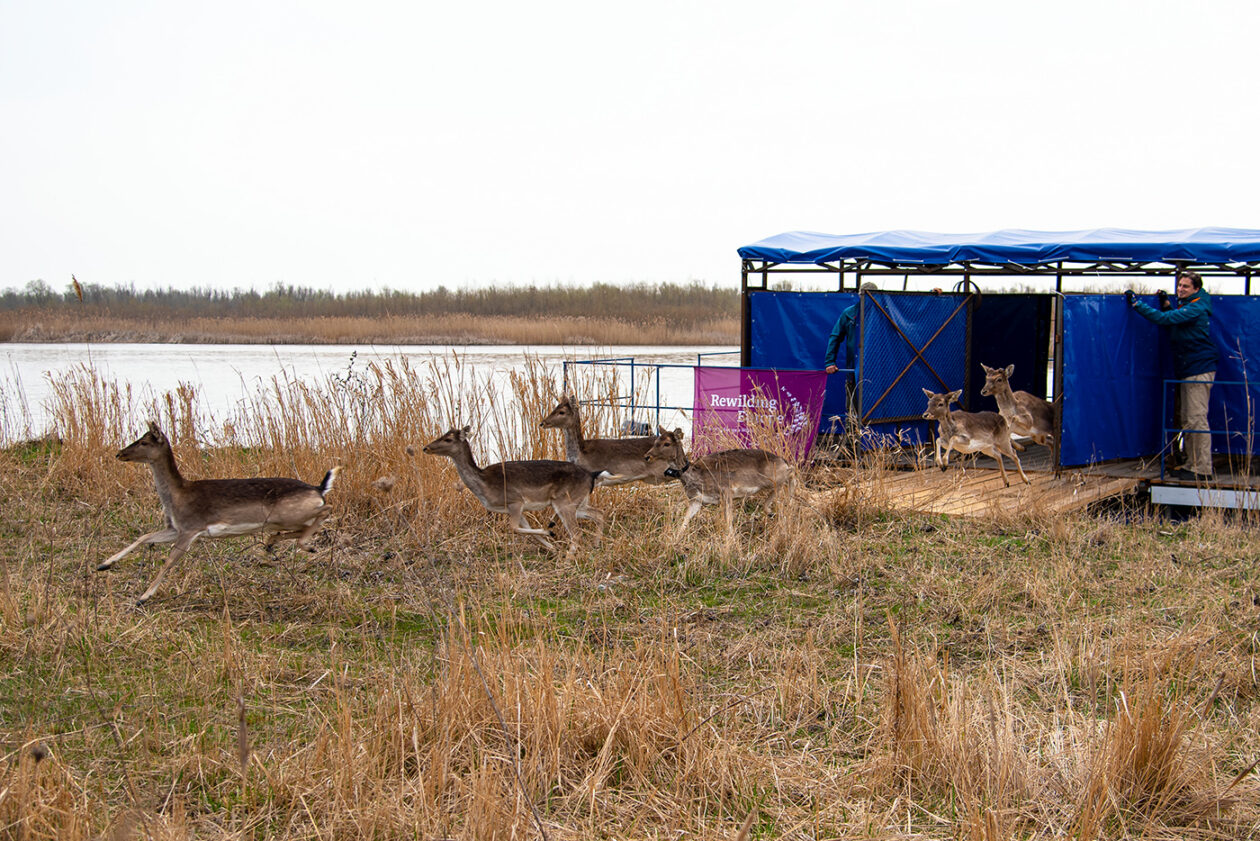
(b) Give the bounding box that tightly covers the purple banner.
[692,367,827,460]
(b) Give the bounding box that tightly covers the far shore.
[0,312,740,347]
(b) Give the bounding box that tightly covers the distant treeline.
[3,279,738,326]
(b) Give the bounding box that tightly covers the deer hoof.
[96,562,111,572]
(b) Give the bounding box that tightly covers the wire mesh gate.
[857,291,974,437]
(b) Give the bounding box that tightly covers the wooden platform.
[810,441,1260,517]
[848,465,1142,517]
[808,443,1145,517]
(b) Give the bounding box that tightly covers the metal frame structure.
[740,249,1260,476]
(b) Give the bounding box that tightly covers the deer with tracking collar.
[643,426,796,538]
[921,388,1029,486]
[539,394,669,485]
[422,426,606,558]
[98,423,339,605]
[979,363,1054,447]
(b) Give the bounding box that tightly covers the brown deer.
[422,426,606,557]
[539,395,668,485]
[921,388,1029,486]
[643,426,795,538]
[98,423,339,605]
[979,363,1054,446]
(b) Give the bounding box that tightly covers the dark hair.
[1177,270,1203,290]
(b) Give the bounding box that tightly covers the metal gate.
[857,291,974,432]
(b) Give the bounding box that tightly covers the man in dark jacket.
[823,282,877,437]
[1128,270,1218,479]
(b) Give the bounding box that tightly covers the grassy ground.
[1,363,1258,840]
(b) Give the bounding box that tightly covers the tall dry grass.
[0,360,1257,839]
[0,311,740,346]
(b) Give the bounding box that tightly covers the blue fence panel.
[1061,295,1168,465]
[1201,296,1260,455]
[749,291,858,431]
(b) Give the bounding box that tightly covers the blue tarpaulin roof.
[738,228,1260,267]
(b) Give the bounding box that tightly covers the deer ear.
[1004,364,1015,377]
[147,421,159,434]
[460,425,471,437]
[980,363,993,374]
[922,388,934,398]
[673,428,684,440]
[949,389,962,402]
[657,425,667,436]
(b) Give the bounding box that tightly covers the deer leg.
[98,529,179,571]
[550,502,583,558]
[291,506,333,551]
[999,440,1030,484]
[505,503,555,551]
[267,509,329,552]
[575,500,605,547]
[982,446,1011,487]
[136,530,203,605]
[675,499,704,540]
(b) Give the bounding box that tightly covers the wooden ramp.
[832,465,1142,517]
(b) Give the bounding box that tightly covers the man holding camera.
[1125,270,1218,480]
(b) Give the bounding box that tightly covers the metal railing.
[562,351,829,434]
[1159,377,1257,479]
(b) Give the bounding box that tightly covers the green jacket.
[824,304,858,371]
[1132,288,1218,379]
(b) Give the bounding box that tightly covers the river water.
[0,342,738,444]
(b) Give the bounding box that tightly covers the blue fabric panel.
[859,293,968,445]
[739,228,1260,266]
[1061,295,1168,465]
[748,291,857,432]
[969,295,1051,411]
[1200,297,1260,457]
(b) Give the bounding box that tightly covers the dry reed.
[0,311,739,347]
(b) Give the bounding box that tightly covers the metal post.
[1051,293,1065,476]
[740,260,751,367]
[654,366,661,430]
[629,358,637,432]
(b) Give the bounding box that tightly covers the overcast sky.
[3,0,1258,295]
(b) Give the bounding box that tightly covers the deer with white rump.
[643,427,795,538]
[540,394,668,485]
[422,426,606,558]
[921,389,1029,486]
[979,363,1054,446]
[99,423,339,605]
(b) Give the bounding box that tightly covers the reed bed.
[0,312,740,347]
[0,360,1258,840]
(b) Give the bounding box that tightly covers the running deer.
[979,363,1055,446]
[422,426,606,557]
[98,423,339,605]
[643,426,796,537]
[921,388,1029,486]
[539,395,668,485]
